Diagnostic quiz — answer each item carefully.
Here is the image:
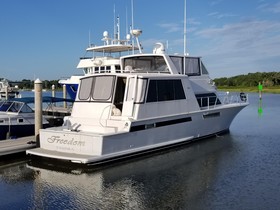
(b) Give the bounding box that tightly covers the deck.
[0,136,36,156]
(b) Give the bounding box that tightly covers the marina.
[1,0,279,209]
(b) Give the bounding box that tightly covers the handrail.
[99,104,113,127]
[197,93,249,110]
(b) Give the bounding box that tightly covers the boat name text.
[47,136,85,147]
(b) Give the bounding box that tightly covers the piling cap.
[35,78,42,84]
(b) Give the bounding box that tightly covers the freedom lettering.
[47,136,85,147]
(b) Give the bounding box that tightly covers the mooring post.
[35,79,42,146]
[5,86,8,100]
[63,84,67,108]
[52,84,56,106]
[52,84,56,97]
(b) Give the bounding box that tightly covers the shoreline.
[217,86,280,94]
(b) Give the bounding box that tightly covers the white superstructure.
[59,17,141,100]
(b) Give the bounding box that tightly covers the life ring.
[240,92,247,102]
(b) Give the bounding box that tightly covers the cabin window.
[146,79,186,102]
[0,119,4,123]
[170,56,201,76]
[135,79,147,103]
[185,58,200,76]
[113,77,126,110]
[201,62,209,74]
[0,102,11,111]
[92,76,115,101]
[79,76,115,102]
[79,77,94,100]
[125,78,147,103]
[17,118,24,123]
[20,104,33,113]
[115,65,121,73]
[124,56,169,72]
[170,56,183,74]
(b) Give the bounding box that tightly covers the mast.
[131,0,135,54]
[184,0,187,56]
[183,0,187,75]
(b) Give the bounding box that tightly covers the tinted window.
[146,79,185,103]
[146,80,157,102]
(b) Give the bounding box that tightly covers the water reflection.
[2,93,279,209]
[21,135,236,209]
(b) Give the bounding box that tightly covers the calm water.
[1,93,280,210]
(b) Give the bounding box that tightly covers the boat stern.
[26,127,104,163]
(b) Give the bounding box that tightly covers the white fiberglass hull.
[26,104,247,164]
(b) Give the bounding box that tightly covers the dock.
[0,136,36,156]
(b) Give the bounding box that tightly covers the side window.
[146,80,157,102]
[146,79,186,103]
[158,80,173,101]
[174,80,186,100]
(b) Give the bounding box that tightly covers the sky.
[1,0,280,81]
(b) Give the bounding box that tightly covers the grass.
[217,86,280,94]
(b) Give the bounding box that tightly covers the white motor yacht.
[27,42,248,164]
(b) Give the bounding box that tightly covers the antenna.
[183,0,187,56]
[131,0,135,53]
[113,5,116,44]
[117,16,120,44]
[88,30,91,47]
[183,0,187,75]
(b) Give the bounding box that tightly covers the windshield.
[124,56,169,73]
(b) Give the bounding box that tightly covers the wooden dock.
[0,136,36,156]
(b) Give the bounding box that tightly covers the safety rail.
[197,92,249,110]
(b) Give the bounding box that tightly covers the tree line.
[213,72,280,87]
[13,79,61,90]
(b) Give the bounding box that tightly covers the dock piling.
[63,84,67,108]
[35,79,42,146]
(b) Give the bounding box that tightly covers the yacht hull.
[26,104,246,164]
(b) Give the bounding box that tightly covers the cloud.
[157,23,182,33]
[258,2,280,13]
[210,0,224,6]
[193,20,280,77]
[208,12,237,19]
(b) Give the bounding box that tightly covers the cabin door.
[122,76,137,117]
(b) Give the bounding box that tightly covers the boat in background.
[0,78,20,100]
[27,42,249,164]
[0,99,49,140]
[59,17,142,100]
[0,97,74,140]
